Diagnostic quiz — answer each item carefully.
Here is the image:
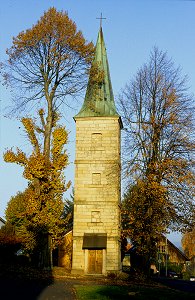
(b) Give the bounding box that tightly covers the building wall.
[58,231,72,270]
[158,239,187,265]
[72,117,121,274]
[0,218,5,229]
[158,238,189,272]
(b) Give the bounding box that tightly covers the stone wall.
[58,231,72,270]
[72,117,121,274]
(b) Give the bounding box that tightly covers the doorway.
[88,249,103,274]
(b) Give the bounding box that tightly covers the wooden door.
[88,250,103,274]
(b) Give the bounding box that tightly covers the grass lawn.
[74,284,195,300]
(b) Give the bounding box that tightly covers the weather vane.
[96,13,106,28]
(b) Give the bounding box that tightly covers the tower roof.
[75,27,119,118]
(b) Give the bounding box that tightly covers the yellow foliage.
[24,152,47,180]
[4,148,27,165]
[4,111,70,251]
[22,118,39,151]
[52,126,68,156]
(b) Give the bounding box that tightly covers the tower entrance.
[88,249,103,274]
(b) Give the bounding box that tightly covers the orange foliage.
[4,7,94,106]
[122,179,168,256]
[182,228,195,259]
[8,7,94,63]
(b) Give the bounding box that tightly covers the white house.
[0,217,5,229]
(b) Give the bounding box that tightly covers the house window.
[92,173,101,185]
[91,211,101,223]
[158,245,166,253]
[91,133,102,147]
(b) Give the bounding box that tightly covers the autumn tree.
[5,188,74,257]
[182,228,195,259]
[62,189,74,233]
[4,110,70,268]
[119,47,195,273]
[3,7,94,159]
[2,6,93,207]
[2,8,94,269]
[4,190,37,253]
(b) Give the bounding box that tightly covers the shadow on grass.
[74,285,195,300]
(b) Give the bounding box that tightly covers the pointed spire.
[75,27,119,118]
[96,13,106,30]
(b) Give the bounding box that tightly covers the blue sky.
[1,0,195,247]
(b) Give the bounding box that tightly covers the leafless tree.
[119,47,195,232]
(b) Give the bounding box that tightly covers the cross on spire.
[96,13,106,28]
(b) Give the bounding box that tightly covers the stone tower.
[71,26,122,275]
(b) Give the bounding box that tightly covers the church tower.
[71,25,122,275]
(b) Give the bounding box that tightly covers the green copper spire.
[75,27,119,117]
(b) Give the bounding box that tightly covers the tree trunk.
[44,100,53,162]
[38,233,52,270]
[39,94,53,270]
